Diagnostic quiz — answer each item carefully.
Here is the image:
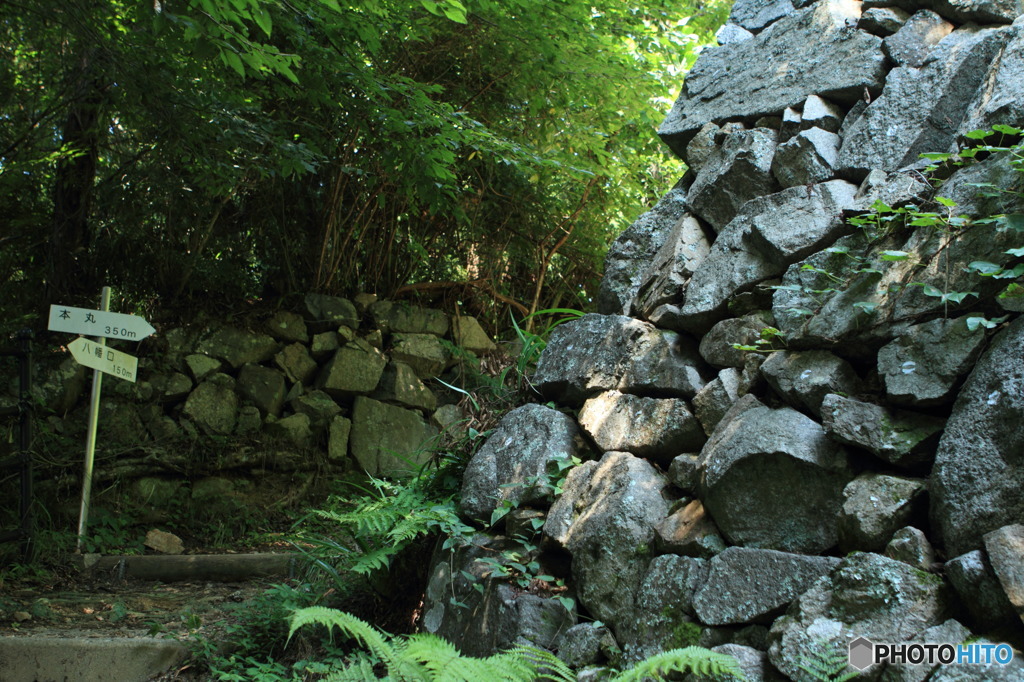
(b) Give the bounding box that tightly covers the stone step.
[0,635,188,682]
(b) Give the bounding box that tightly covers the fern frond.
[288,606,404,674]
[324,652,384,682]
[613,646,746,681]
[506,645,577,682]
[795,640,859,682]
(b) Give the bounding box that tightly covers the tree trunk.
[48,49,105,300]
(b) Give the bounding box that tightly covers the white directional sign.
[68,337,138,383]
[48,304,155,340]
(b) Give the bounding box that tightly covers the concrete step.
[0,634,188,682]
[75,551,297,582]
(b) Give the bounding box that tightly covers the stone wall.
[424,0,1024,678]
[17,294,497,512]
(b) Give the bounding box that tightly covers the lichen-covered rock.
[668,454,702,494]
[983,524,1024,623]
[699,395,854,553]
[533,314,707,406]
[686,127,779,231]
[557,623,618,668]
[451,315,496,354]
[265,310,309,344]
[944,549,1018,631]
[327,415,351,463]
[309,331,340,360]
[236,364,286,418]
[931,315,1024,557]
[694,547,840,626]
[390,333,449,379]
[885,526,936,571]
[421,535,575,658]
[577,391,705,465]
[265,413,312,448]
[301,293,359,332]
[372,361,437,413]
[181,373,238,436]
[883,9,954,66]
[626,554,709,657]
[692,368,743,436]
[881,619,972,682]
[317,338,388,398]
[183,354,222,383]
[771,127,840,188]
[961,26,1024,135]
[654,500,725,558]
[699,312,775,369]
[838,473,926,553]
[369,300,449,336]
[459,404,580,524]
[632,212,712,327]
[820,394,945,468]
[290,389,342,431]
[726,0,796,31]
[274,343,317,385]
[597,184,688,316]
[859,7,911,36]
[878,316,988,407]
[760,350,861,416]
[544,451,670,633]
[349,396,438,477]
[196,326,278,370]
[838,25,1010,176]
[767,553,951,680]
[710,644,785,682]
[677,181,857,333]
[659,0,886,156]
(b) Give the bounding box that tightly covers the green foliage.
[794,639,859,682]
[731,326,785,353]
[288,607,743,681]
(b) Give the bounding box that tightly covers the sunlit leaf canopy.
[0,0,729,331]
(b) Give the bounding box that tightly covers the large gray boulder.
[686,127,780,231]
[944,549,1019,631]
[838,25,1011,176]
[983,524,1024,623]
[390,333,449,379]
[882,9,954,67]
[196,326,278,370]
[236,364,286,418]
[654,499,726,558]
[316,338,388,399]
[759,350,861,416]
[961,26,1024,135]
[301,293,359,332]
[627,554,709,656]
[658,0,887,156]
[544,451,670,633]
[459,404,580,524]
[676,181,857,333]
[264,310,309,344]
[421,535,575,658]
[771,127,841,188]
[632,212,712,327]
[368,300,449,336]
[699,396,854,553]
[692,368,743,436]
[598,184,689,316]
[767,553,951,680]
[533,314,707,406]
[349,396,438,477]
[930,315,1024,557]
[820,394,945,468]
[726,0,796,32]
[371,361,437,413]
[274,343,318,385]
[692,547,840,626]
[837,473,926,553]
[577,391,705,465]
[181,373,238,436]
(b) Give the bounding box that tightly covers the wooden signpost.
[48,287,154,551]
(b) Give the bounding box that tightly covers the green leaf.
[966,315,1007,331]
[967,260,1003,276]
[253,6,272,37]
[223,50,246,77]
[880,250,910,261]
[1005,247,1024,257]
[992,124,1023,135]
[852,301,877,313]
[935,196,957,208]
[965,129,995,140]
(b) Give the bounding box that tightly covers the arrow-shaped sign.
[48,304,155,340]
[68,337,138,383]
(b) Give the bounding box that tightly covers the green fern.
[290,606,746,682]
[288,606,576,681]
[613,646,747,681]
[795,639,859,682]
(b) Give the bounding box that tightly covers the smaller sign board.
[48,305,155,340]
[68,337,138,383]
